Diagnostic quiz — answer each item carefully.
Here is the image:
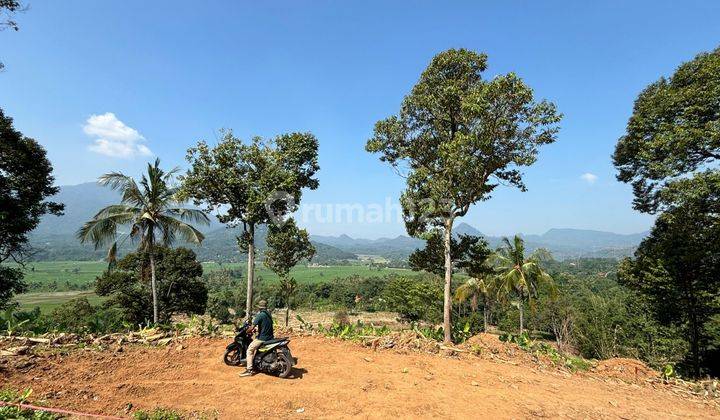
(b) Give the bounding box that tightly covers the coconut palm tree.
[78,159,209,324]
[454,276,496,332]
[494,235,555,334]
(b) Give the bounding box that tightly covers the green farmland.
[12,260,413,312]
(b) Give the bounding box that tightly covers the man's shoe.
[239,369,255,377]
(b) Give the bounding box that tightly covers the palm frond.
[98,172,132,190]
[157,215,205,245]
[166,208,210,225]
[77,212,133,249]
[91,204,139,219]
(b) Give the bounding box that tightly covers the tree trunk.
[442,217,454,344]
[150,250,159,325]
[690,310,700,377]
[483,300,488,332]
[471,293,478,312]
[518,292,525,334]
[285,307,290,327]
[245,223,256,320]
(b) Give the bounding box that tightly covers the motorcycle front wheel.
[223,347,243,366]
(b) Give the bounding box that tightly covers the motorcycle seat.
[262,337,289,345]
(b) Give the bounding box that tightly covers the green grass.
[202,262,410,284]
[10,260,414,312]
[15,291,106,312]
[16,261,108,290]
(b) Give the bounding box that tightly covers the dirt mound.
[363,330,441,354]
[594,357,658,382]
[2,335,718,419]
[464,332,510,354]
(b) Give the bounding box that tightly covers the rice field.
[11,260,414,312]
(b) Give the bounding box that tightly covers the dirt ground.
[2,336,718,419]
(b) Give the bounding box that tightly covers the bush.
[50,298,126,334]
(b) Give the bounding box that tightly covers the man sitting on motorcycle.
[240,299,274,377]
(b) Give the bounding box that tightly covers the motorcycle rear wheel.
[276,352,292,378]
[223,348,242,366]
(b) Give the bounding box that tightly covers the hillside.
[30,183,355,264]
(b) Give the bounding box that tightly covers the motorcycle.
[223,309,296,378]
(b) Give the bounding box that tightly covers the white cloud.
[580,172,598,184]
[84,112,152,158]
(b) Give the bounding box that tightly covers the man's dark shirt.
[252,309,274,341]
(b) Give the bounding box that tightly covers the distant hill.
[30,183,647,262]
[311,222,647,260]
[29,183,354,264]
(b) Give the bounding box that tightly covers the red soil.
[1,336,718,419]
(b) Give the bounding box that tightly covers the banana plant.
[2,308,29,336]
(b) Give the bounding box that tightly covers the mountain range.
[312,223,647,260]
[29,182,648,262]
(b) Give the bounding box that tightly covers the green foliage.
[133,408,183,420]
[95,247,208,325]
[613,46,720,214]
[2,307,29,335]
[0,388,60,420]
[409,232,492,277]
[0,108,64,309]
[381,275,443,322]
[618,200,720,377]
[317,320,390,341]
[264,219,315,278]
[499,332,592,372]
[265,218,315,326]
[49,297,126,334]
[0,265,26,311]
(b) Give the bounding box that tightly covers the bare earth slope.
[2,336,718,419]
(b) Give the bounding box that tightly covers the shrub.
[333,309,350,326]
[133,408,183,420]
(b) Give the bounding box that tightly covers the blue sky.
[2,1,719,238]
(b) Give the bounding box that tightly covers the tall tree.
[618,173,720,377]
[613,46,720,377]
[0,108,63,309]
[366,48,561,342]
[182,131,319,319]
[78,159,209,324]
[613,46,720,214]
[264,218,315,326]
[494,236,555,334]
